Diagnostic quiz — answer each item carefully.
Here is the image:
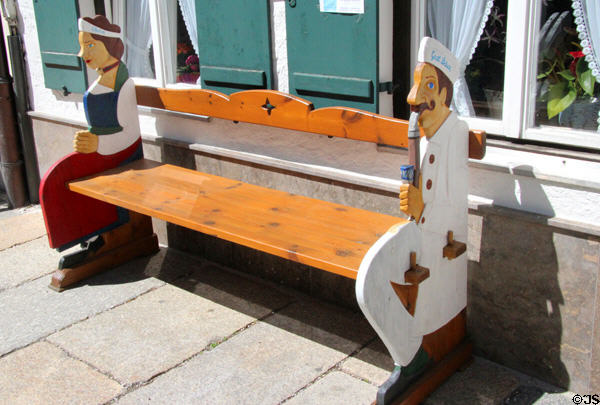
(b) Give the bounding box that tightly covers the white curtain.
[427,0,494,117]
[124,0,153,78]
[178,0,199,57]
[178,0,200,85]
[571,0,600,129]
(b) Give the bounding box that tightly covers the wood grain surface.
[136,86,486,160]
[68,159,407,279]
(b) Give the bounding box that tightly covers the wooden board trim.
[136,86,486,160]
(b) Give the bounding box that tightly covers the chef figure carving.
[356,37,469,404]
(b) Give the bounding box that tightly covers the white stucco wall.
[16,0,600,230]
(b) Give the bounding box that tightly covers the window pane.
[175,3,199,84]
[426,0,507,119]
[534,0,599,131]
[123,0,155,79]
[464,0,507,120]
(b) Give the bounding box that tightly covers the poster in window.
[320,0,364,14]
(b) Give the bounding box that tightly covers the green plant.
[538,45,597,118]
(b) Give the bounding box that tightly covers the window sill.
[141,133,404,194]
[28,107,210,127]
[28,110,87,129]
[470,138,600,192]
[137,106,210,122]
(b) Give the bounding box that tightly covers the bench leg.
[49,212,159,291]
[373,310,471,405]
[386,341,472,405]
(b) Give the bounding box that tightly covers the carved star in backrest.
[261,98,276,116]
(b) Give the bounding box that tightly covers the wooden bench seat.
[68,158,406,280]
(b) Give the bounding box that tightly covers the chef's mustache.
[410,101,435,113]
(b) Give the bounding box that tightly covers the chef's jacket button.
[421,217,425,224]
[426,179,432,189]
[429,154,435,164]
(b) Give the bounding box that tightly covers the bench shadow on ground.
[75,241,564,404]
[81,244,395,375]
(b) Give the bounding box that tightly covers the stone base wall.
[468,206,600,393]
[32,118,600,393]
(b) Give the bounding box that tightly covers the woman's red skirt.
[39,138,142,251]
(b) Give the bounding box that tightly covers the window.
[174,2,199,85]
[465,1,507,121]
[530,0,599,141]
[112,1,197,86]
[116,0,156,80]
[420,0,600,150]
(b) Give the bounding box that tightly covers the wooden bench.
[51,86,486,404]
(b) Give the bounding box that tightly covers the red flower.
[569,51,585,75]
[569,51,585,59]
[177,43,193,55]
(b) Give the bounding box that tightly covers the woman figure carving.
[39,15,143,268]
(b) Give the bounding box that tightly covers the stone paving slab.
[424,357,520,405]
[47,284,257,385]
[0,341,122,405]
[533,391,576,404]
[0,244,202,356]
[340,338,394,386]
[117,299,376,404]
[0,208,46,251]
[0,264,164,356]
[284,371,378,405]
[0,236,61,291]
[136,246,208,283]
[117,320,358,405]
[264,300,375,356]
[502,385,574,405]
[173,261,295,320]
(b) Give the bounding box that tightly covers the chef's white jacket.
[413,111,469,335]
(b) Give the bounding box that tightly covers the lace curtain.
[571,0,600,129]
[123,0,153,78]
[178,0,199,57]
[426,0,494,117]
[178,0,200,85]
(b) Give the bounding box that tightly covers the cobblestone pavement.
[0,206,574,404]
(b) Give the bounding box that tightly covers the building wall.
[19,0,600,393]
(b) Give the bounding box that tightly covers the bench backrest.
[136,86,486,160]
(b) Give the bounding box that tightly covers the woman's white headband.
[78,18,121,39]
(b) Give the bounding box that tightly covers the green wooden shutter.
[195,0,273,94]
[33,0,87,94]
[286,0,379,112]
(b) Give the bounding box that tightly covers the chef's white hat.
[417,37,460,83]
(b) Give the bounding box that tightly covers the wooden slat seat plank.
[68,159,406,279]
